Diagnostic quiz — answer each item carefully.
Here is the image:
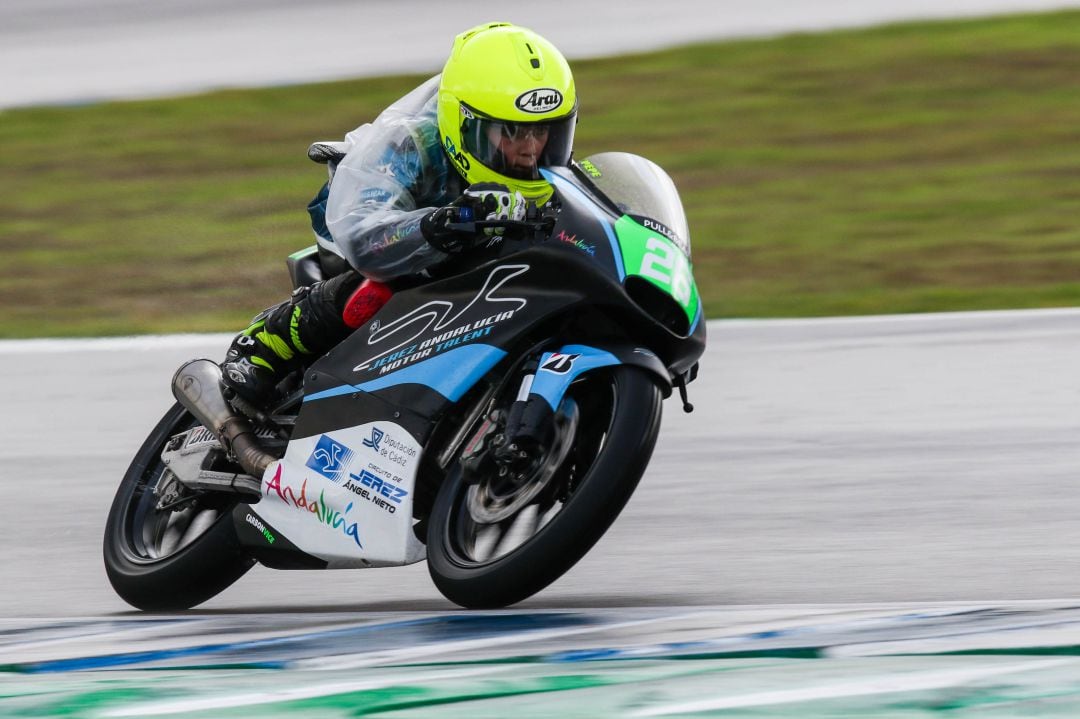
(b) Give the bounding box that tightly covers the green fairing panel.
[577,152,699,323]
[615,215,700,323]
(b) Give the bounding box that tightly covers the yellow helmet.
[437,22,577,205]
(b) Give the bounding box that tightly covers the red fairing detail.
[342,279,393,329]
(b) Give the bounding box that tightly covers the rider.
[220,22,578,410]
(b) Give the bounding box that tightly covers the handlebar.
[445,217,555,242]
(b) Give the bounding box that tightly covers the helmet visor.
[460,105,576,180]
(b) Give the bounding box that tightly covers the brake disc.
[467,399,579,524]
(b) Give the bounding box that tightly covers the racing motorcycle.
[103,150,706,610]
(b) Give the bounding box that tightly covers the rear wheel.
[103,403,255,611]
[427,365,662,608]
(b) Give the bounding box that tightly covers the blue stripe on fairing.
[542,168,625,280]
[305,343,507,403]
[689,300,702,335]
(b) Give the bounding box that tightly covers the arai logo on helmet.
[515,88,563,114]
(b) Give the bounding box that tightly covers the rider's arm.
[323,83,466,283]
[323,140,451,282]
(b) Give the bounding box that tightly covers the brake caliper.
[460,410,506,485]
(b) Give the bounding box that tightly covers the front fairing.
[538,153,705,354]
[575,152,692,258]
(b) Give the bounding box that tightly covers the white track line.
[631,658,1077,716]
[0,333,232,354]
[101,665,511,717]
[3,307,1080,354]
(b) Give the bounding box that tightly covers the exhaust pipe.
[171,359,276,479]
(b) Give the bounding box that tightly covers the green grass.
[4,11,1080,337]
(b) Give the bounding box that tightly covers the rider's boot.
[219,304,303,411]
[221,272,391,410]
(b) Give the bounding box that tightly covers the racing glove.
[421,183,527,254]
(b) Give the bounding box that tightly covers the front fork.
[460,345,623,482]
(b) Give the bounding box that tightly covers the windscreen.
[575,152,691,257]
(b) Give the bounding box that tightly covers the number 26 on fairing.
[639,237,692,306]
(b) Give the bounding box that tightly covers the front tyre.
[427,366,662,608]
[103,403,255,611]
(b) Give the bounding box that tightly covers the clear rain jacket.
[309,75,467,282]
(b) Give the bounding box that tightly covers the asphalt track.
[5,309,1080,618]
[4,309,1080,714]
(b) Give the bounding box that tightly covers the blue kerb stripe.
[306,343,507,403]
[15,612,593,673]
[549,648,624,662]
[547,640,718,663]
[15,615,443,673]
[542,168,625,280]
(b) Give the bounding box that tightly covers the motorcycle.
[103,150,706,610]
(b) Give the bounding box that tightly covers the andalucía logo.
[265,466,363,548]
[305,435,354,483]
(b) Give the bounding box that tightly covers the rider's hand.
[421,183,526,253]
[466,183,527,224]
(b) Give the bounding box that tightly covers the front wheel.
[103,403,255,611]
[427,365,663,608]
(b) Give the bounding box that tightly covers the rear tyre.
[427,366,662,608]
[103,403,255,611]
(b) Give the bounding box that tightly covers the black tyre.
[103,402,255,611]
[427,365,662,608]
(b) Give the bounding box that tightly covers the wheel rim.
[443,375,617,568]
[122,417,234,564]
